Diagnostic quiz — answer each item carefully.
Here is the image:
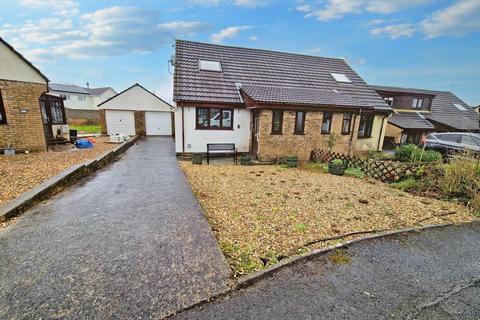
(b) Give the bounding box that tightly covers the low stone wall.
[0,135,140,223]
[65,108,100,125]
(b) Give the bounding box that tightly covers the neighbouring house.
[173,40,392,161]
[98,83,174,136]
[0,37,68,152]
[372,85,480,147]
[49,83,117,125]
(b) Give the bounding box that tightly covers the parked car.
[423,132,480,154]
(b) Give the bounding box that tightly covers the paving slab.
[0,137,232,319]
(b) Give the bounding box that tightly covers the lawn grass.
[69,125,101,134]
[180,162,477,277]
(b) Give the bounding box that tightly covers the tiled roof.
[372,85,479,131]
[90,87,114,95]
[49,83,115,96]
[427,91,479,131]
[388,112,435,130]
[174,40,391,111]
[49,83,89,94]
[240,84,373,108]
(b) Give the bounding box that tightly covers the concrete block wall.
[0,79,47,152]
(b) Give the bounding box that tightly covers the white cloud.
[211,25,251,43]
[19,0,79,16]
[1,6,210,61]
[189,0,267,8]
[421,0,480,38]
[248,35,259,41]
[233,0,268,8]
[297,0,431,21]
[370,23,416,39]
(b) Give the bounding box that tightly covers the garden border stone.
[0,135,140,223]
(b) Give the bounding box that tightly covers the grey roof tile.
[240,84,373,108]
[372,85,479,131]
[388,112,435,130]
[174,40,391,111]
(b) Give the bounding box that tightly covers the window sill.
[196,127,234,131]
[293,132,305,135]
[321,131,330,135]
[357,136,372,139]
[271,132,283,135]
[341,132,350,135]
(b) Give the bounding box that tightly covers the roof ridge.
[176,39,346,62]
[372,84,452,95]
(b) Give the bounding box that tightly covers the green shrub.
[301,162,328,173]
[390,177,419,191]
[331,159,344,165]
[394,144,442,163]
[345,167,365,179]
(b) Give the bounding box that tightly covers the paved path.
[0,137,232,319]
[174,223,480,320]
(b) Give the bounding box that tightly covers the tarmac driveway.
[0,137,232,319]
[174,222,480,320]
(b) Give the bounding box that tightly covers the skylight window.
[453,103,467,111]
[330,73,352,83]
[199,60,222,72]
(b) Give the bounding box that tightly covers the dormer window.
[383,97,394,106]
[199,60,222,72]
[330,73,352,83]
[453,103,467,111]
[412,98,423,109]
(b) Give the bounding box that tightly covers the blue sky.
[0,0,479,105]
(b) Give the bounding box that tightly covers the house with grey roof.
[372,85,480,147]
[49,83,117,124]
[173,40,392,161]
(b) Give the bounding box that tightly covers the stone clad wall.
[256,109,385,162]
[0,79,47,152]
[65,108,100,125]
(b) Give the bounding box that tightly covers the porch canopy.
[388,112,435,130]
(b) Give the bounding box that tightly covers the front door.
[251,110,260,157]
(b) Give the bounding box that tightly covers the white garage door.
[145,111,172,136]
[105,110,135,136]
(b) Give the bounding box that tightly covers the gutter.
[181,101,185,153]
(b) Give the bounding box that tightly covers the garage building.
[99,83,173,136]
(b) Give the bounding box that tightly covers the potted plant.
[286,155,299,168]
[328,159,346,176]
[192,153,203,165]
[240,154,252,166]
[3,143,15,156]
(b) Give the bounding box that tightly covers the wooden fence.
[310,149,425,183]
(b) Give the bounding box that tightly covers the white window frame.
[199,60,222,72]
[330,72,352,83]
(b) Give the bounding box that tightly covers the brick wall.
[256,110,387,161]
[65,108,99,125]
[0,79,47,152]
[257,110,358,161]
[134,111,146,136]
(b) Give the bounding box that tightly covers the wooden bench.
[207,143,237,164]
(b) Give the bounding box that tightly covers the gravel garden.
[0,136,116,207]
[180,159,478,277]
